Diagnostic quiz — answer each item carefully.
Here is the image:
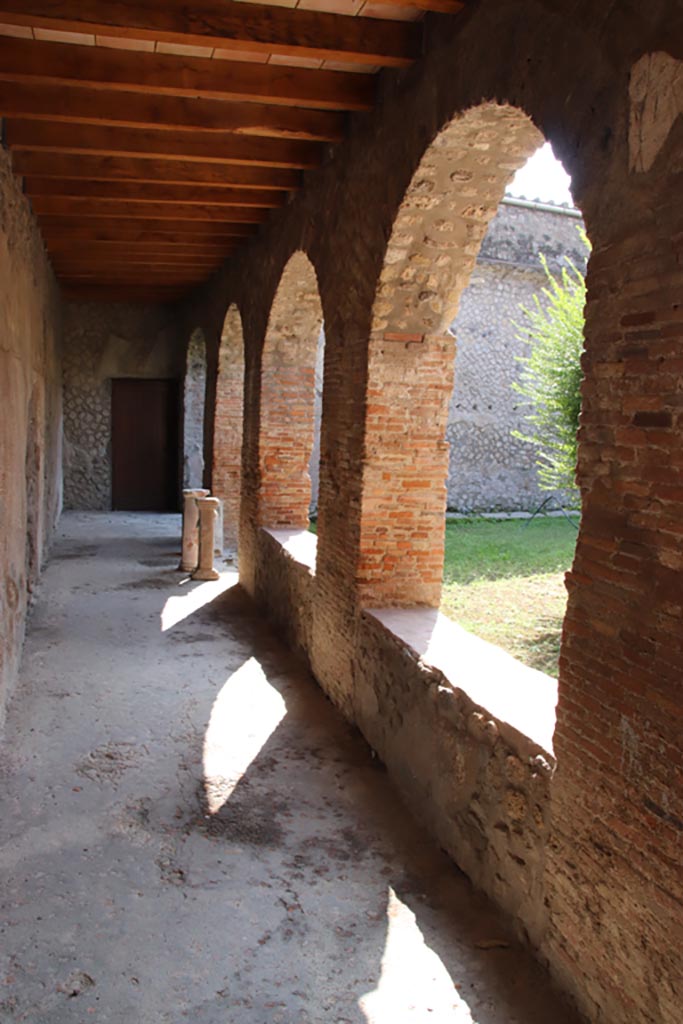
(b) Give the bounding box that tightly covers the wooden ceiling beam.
[0,36,374,110]
[44,238,238,254]
[25,178,285,207]
[52,248,228,260]
[0,81,346,141]
[5,120,322,169]
[368,0,464,12]
[59,270,209,281]
[53,260,229,270]
[32,195,271,222]
[0,0,420,68]
[12,152,301,190]
[54,260,224,272]
[63,288,190,303]
[38,218,254,241]
[48,246,235,260]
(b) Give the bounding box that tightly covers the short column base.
[191,567,220,581]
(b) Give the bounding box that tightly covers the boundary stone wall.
[448,198,586,512]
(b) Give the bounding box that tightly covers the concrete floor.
[0,513,581,1024]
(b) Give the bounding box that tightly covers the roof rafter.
[12,152,301,190]
[0,0,422,68]
[31,195,273,222]
[6,119,322,168]
[37,217,254,240]
[25,178,286,207]
[0,81,346,141]
[0,35,374,110]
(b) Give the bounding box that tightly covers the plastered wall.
[0,145,63,727]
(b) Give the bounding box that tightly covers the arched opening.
[182,328,207,490]
[362,103,551,608]
[258,251,323,532]
[212,305,245,554]
[442,142,587,676]
[356,103,592,941]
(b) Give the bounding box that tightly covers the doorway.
[111,378,180,511]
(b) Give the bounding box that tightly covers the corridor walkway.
[0,514,580,1024]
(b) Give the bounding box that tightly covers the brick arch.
[359,105,550,607]
[212,305,244,553]
[182,327,207,490]
[258,251,323,529]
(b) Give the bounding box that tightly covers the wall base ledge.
[364,606,557,760]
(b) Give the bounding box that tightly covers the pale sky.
[506,142,574,206]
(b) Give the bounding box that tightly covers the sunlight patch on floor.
[202,657,286,814]
[160,569,239,631]
[359,888,475,1023]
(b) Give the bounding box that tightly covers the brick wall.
[358,331,454,606]
[257,252,322,530]
[182,3,683,1021]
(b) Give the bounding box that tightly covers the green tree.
[512,233,589,497]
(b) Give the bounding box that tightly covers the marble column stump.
[179,488,209,572]
[192,496,221,581]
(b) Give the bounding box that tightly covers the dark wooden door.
[111,378,180,511]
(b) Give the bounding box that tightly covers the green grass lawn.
[309,513,575,676]
[441,516,577,676]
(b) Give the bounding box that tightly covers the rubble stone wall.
[448,199,586,512]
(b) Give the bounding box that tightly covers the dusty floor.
[0,513,581,1024]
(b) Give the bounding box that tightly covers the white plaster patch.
[619,714,640,781]
[630,52,683,172]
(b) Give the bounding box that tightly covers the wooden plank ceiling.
[0,0,466,303]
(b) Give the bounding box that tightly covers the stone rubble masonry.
[0,144,62,729]
[180,4,681,1022]
[447,199,587,512]
[62,302,185,509]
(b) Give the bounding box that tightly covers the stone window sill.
[262,528,317,573]
[365,607,557,757]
